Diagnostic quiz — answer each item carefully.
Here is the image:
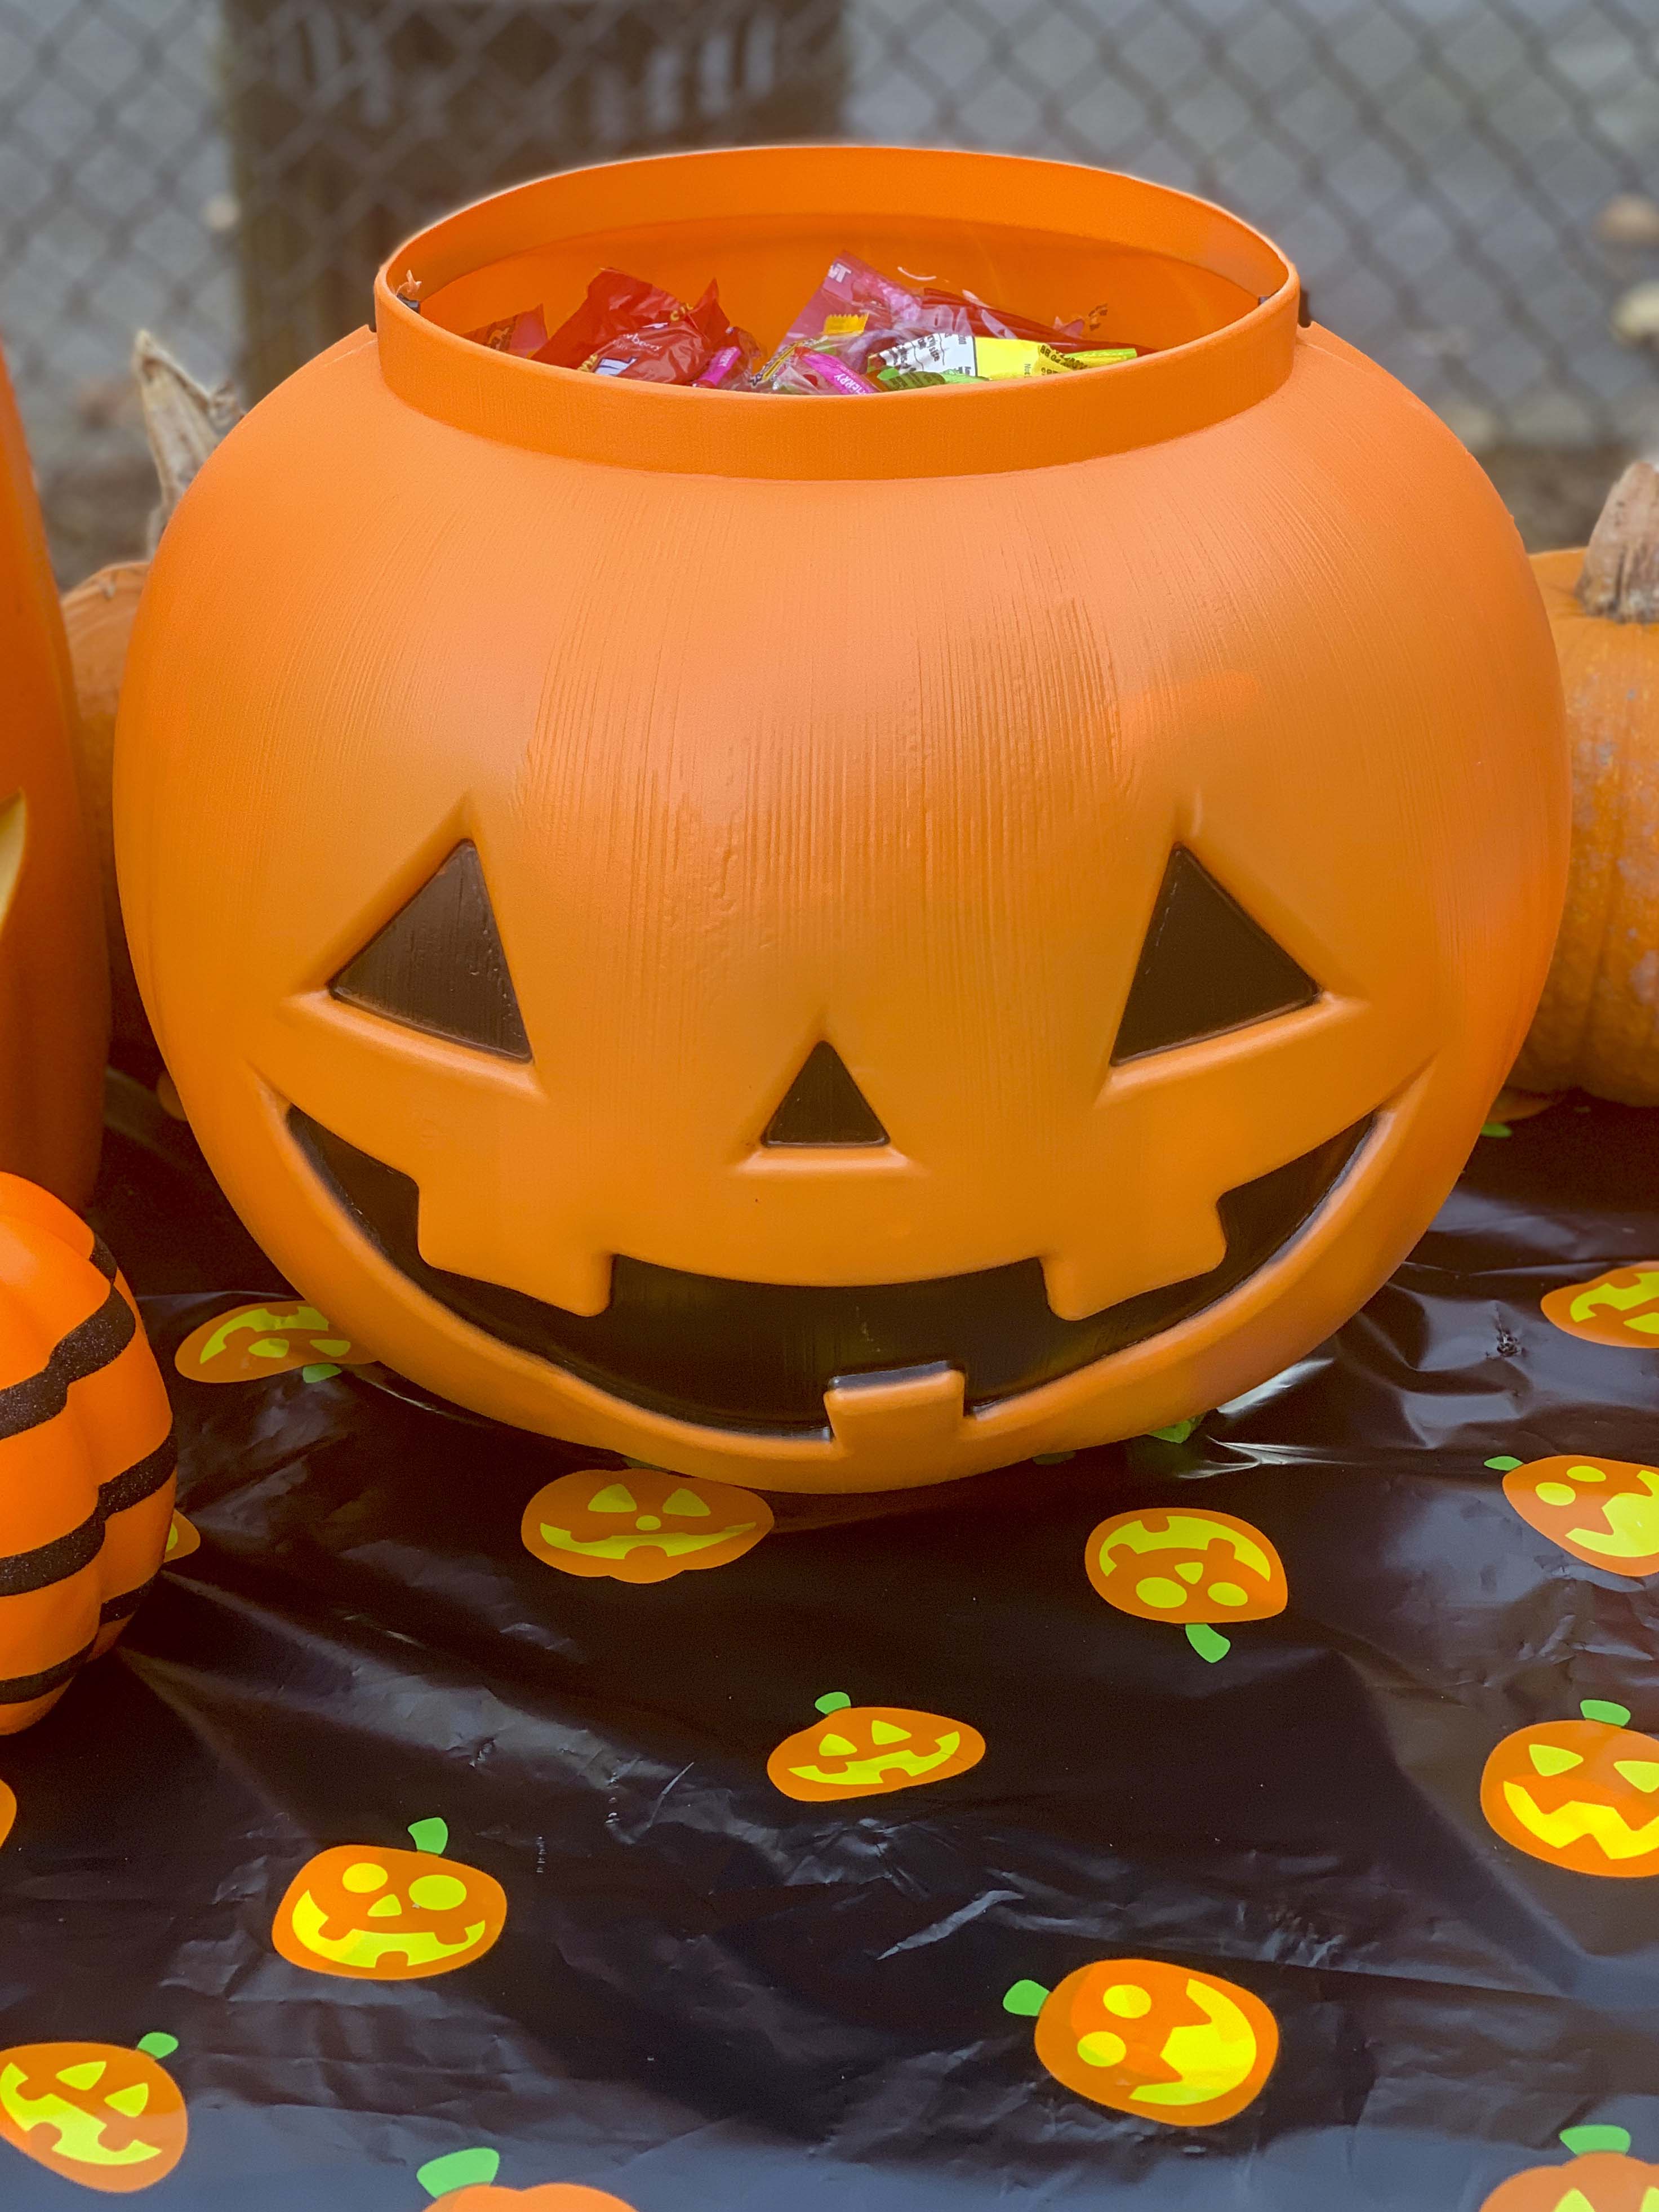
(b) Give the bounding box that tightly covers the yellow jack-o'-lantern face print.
[1085,1506,1288,1661]
[1541,1266,1659,1350]
[1492,1454,1659,1577]
[1006,1957,1279,2125]
[767,1692,986,1801]
[0,2034,186,2192]
[272,1818,508,1980]
[175,1300,370,1382]
[521,1468,772,1582]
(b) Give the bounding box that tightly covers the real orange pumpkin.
[0,2032,185,2193]
[0,1173,177,1734]
[1481,2126,1659,2210]
[1513,461,1659,1104]
[1006,1956,1278,2125]
[1481,1701,1659,1877]
[521,1466,772,1582]
[272,1817,508,1980]
[0,343,108,1207]
[60,562,152,1060]
[767,1690,986,1802]
[117,148,1567,1492]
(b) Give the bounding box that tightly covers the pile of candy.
[452,253,1142,392]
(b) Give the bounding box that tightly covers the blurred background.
[2,0,1657,584]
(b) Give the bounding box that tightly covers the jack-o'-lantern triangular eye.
[331,842,530,1060]
[763,1042,888,1146]
[662,1487,713,1517]
[1111,848,1318,1063]
[588,1483,637,1513]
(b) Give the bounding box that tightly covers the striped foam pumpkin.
[0,1173,175,1732]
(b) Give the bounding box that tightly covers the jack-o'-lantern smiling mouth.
[286,1890,488,1969]
[0,2067,161,2170]
[790,1731,964,1787]
[1501,1787,1659,1862]
[288,1106,1372,1435]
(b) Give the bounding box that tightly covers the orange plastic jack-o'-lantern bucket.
[116,147,1567,1494]
[0,344,108,1209]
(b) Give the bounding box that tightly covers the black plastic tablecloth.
[3,1076,1658,2209]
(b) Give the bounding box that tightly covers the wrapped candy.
[464,306,549,357]
[871,333,1137,382]
[459,252,1147,394]
[534,268,757,386]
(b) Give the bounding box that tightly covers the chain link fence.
[3,0,1657,581]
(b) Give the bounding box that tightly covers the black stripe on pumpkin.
[0,1273,136,1441]
[0,1430,177,1596]
[99,1573,159,1625]
[0,1638,96,1705]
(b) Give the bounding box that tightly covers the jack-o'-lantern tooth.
[824,1362,966,1467]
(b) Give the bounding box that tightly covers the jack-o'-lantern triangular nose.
[762,1043,888,1147]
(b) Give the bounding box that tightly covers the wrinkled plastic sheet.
[3,1078,1658,2210]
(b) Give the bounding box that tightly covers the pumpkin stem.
[130,330,242,552]
[135,2033,177,2060]
[1186,1622,1233,1663]
[1560,2124,1632,2156]
[1003,1979,1051,2017]
[1577,460,1659,622]
[815,1692,852,1715]
[408,1818,450,1856]
[418,2147,501,2197]
[1581,1699,1633,1727]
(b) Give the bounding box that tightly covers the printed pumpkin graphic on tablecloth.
[175,1299,370,1382]
[0,2032,185,2192]
[1481,2125,1659,2210]
[521,1468,772,1583]
[1006,1956,1278,2125]
[1482,1701,1659,1877]
[767,1690,986,1802]
[1085,1506,1287,1661]
[0,1778,14,1848]
[417,2146,637,2207]
[272,1818,506,1980]
[1541,1266,1659,1350]
[1492,1454,1659,1576]
[164,1511,200,1565]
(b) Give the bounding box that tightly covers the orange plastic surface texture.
[116,146,1568,1492]
[0,347,109,1205]
[0,1172,176,1733]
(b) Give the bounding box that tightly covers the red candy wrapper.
[464,305,550,357]
[535,268,757,386]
